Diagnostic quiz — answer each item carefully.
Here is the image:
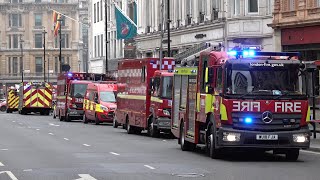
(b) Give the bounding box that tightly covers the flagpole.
[105,0,108,74]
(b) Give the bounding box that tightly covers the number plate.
[256,134,278,140]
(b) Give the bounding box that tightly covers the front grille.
[232,112,302,131]
[108,112,114,117]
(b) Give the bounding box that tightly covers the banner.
[115,5,137,40]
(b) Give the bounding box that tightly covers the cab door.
[186,74,197,140]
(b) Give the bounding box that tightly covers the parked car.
[0,99,7,112]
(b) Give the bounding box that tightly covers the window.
[35,57,43,76]
[101,0,103,21]
[289,0,297,11]
[35,34,42,48]
[199,0,206,23]
[317,0,320,7]
[9,14,22,27]
[97,34,100,57]
[94,3,96,23]
[55,57,59,73]
[186,0,192,25]
[101,34,103,57]
[8,57,19,76]
[35,0,41,3]
[94,36,97,57]
[234,0,240,15]
[145,0,151,27]
[212,0,220,20]
[11,0,22,3]
[61,34,69,48]
[248,0,258,13]
[34,14,42,26]
[97,2,100,22]
[8,34,20,49]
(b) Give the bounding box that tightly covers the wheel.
[148,118,160,137]
[65,114,71,122]
[95,115,100,125]
[207,118,221,159]
[45,110,50,116]
[0,106,6,112]
[40,112,44,115]
[134,128,142,135]
[113,117,119,128]
[83,115,89,124]
[126,118,134,134]
[285,149,299,161]
[180,122,194,151]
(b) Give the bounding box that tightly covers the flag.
[54,14,61,37]
[115,5,137,40]
[52,10,58,24]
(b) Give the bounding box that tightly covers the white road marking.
[48,133,54,135]
[12,121,15,123]
[36,129,40,131]
[110,152,120,156]
[0,171,18,180]
[19,123,23,125]
[49,123,60,127]
[83,144,91,147]
[162,140,167,142]
[75,174,97,180]
[144,165,155,170]
[0,162,4,166]
[63,138,69,141]
[301,150,320,155]
[0,149,8,151]
[23,169,32,172]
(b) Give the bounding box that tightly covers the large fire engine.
[18,82,53,115]
[171,44,311,161]
[115,58,174,137]
[55,72,115,122]
[6,85,20,113]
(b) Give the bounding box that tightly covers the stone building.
[135,0,275,58]
[0,0,81,87]
[269,0,320,61]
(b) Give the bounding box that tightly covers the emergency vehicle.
[115,58,174,137]
[83,82,117,125]
[55,72,115,122]
[171,44,311,161]
[6,85,20,113]
[18,82,53,115]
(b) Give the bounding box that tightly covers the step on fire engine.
[18,82,53,115]
[115,58,174,137]
[171,43,311,161]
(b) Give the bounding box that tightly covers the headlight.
[223,132,241,142]
[163,109,170,116]
[293,134,309,143]
[101,105,109,111]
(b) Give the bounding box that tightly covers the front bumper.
[217,127,310,149]
[97,111,115,122]
[156,117,171,130]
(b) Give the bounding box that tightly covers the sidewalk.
[308,109,320,152]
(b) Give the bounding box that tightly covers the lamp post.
[167,0,171,57]
[42,29,47,82]
[57,18,63,73]
[20,37,24,83]
[47,52,50,82]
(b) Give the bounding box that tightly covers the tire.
[113,117,119,128]
[148,117,160,138]
[59,112,64,122]
[0,106,6,112]
[126,118,134,134]
[207,117,221,159]
[95,115,100,125]
[65,114,71,122]
[180,122,194,151]
[285,149,299,161]
[83,115,89,124]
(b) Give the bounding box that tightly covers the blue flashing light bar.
[227,51,300,58]
[244,117,253,124]
[67,73,73,77]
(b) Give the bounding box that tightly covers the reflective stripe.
[220,102,228,121]
[151,96,163,103]
[306,106,311,122]
[117,94,146,100]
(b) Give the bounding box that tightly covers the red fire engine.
[55,72,114,122]
[115,58,174,137]
[171,44,310,161]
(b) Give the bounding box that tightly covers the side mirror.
[94,97,99,103]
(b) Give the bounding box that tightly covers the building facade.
[270,0,320,61]
[88,0,125,73]
[135,0,275,58]
[78,0,89,72]
[0,0,81,86]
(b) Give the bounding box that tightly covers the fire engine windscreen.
[225,63,303,97]
[100,91,116,103]
[161,76,173,99]
[70,84,88,98]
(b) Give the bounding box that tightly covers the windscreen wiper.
[239,90,272,99]
[274,91,290,100]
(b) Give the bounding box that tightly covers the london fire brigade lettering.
[232,101,260,112]
[274,102,302,113]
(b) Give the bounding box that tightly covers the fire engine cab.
[171,44,310,161]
